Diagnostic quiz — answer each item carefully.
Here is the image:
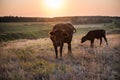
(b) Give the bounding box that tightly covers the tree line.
[0,16,120,24]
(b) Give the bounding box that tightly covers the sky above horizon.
[0,0,120,17]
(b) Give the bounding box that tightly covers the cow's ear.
[62,31,69,38]
[49,31,54,36]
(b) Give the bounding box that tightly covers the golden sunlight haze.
[0,0,120,17]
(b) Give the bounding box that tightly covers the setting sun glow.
[0,0,120,17]
[44,0,63,9]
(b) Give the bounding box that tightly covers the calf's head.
[49,30,69,46]
[81,36,87,43]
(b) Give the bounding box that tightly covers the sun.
[44,0,63,9]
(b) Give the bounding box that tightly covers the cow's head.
[49,30,69,46]
[81,36,87,43]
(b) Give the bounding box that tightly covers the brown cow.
[49,23,76,58]
[81,29,108,47]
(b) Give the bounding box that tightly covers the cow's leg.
[90,39,94,47]
[103,36,108,45]
[100,38,102,46]
[68,42,72,54]
[54,46,58,59]
[60,44,63,58]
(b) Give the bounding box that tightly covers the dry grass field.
[0,33,120,80]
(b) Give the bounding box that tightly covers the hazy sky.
[0,0,120,17]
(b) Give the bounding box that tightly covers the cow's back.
[52,23,74,35]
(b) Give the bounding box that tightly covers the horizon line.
[0,15,120,18]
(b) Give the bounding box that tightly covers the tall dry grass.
[0,34,120,80]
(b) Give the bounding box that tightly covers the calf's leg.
[90,39,94,47]
[100,38,102,46]
[103,36,108,45]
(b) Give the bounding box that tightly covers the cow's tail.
[73,27,77,33]
[67,23,76,33]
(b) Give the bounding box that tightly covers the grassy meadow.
[0,22,53,42]
[0,22,120,80]
[0,21,120,42]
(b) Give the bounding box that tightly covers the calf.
[49,23,76,58]
[81,29,108,47]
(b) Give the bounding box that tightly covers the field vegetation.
[0,21,120,80]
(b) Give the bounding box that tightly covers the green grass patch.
[0,22,120,42]
[0,22,52,42]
